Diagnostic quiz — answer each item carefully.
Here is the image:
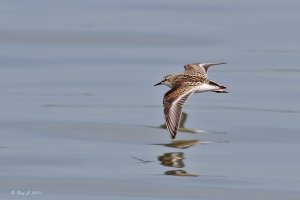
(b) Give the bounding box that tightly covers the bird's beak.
[154,81,162,86]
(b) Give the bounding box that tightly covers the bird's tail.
[209,80,228,93]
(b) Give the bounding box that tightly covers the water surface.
[0,0,300,199]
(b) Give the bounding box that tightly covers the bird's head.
[154,75,174,88]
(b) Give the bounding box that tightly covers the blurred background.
[0,0,299,199]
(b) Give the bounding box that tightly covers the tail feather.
[214,90,228,93]
[209,80,228,93]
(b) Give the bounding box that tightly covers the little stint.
[154,63,228,139]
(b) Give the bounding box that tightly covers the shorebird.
[154,63,228,139]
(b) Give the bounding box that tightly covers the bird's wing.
[183,63,207,79]
[199,62,226,72]
[183,63,226,78]
[163,85,197,139]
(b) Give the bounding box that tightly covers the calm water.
[0,0,300,199]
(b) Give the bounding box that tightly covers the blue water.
[0,0,300,199]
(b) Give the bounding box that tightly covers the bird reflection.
[160,112,204,133]
[131,156,153,163]
[154,139,211,149]
[164,170,198,177]
[158,152,185,168]
[158,152,199,177]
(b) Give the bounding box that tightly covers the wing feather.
[183,64,207,79]
[163,85,196,139]
[183,63,226,78]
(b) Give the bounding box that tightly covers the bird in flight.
[154,63,228,139]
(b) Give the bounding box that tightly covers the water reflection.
[158,152,185,168]
[158,152,199,177]
[154,139,228,177]
[152,111,227,177]
[154,139,211,149]
[164,170,199,177]
[131,156,153,163]
[160,112,205,133]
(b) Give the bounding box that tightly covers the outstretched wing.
[183,63,226,79]
[163,85,196,139]
[183,63,207,79]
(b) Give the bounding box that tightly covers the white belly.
[195,83,220,93]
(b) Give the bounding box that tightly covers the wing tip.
[165,121,177,140]
[170,132,176,140]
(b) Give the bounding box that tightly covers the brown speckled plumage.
[155,62,228,139]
